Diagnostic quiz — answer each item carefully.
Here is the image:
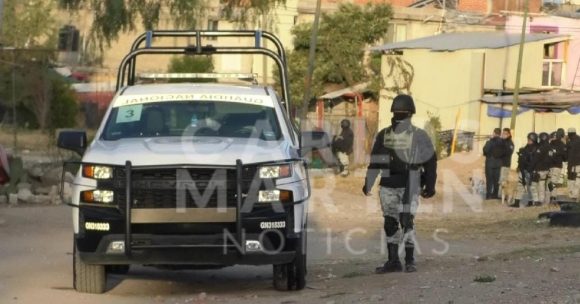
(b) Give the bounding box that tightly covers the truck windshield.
[101,100,282,141]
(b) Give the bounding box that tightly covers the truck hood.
[83,137,295,167]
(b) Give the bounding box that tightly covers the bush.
[49,78,77,130]
[167,56,214,82]
[424,112,443,159]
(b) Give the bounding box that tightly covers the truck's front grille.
[111,166,258,209]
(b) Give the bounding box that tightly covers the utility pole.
[510,0,529,136]
[301,0,322,127]
[0,0,4,37]
[11,49,17,152]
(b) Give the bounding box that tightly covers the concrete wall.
[483,39,564,90]
[378,50,484,132]
[490,0,543,13]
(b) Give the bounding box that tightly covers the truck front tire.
[273,234,307,291]
[73,241,107,294]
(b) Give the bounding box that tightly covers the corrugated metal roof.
[372,32,568,52]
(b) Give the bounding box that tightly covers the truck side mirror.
[301,130,331,153]
[57,130,87,156]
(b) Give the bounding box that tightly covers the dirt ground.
[0,151,579,303]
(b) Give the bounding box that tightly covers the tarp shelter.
[479,91,580,158]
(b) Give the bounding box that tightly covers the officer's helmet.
[527,132,538,143]
[550,131,557,140]
[340,119,350,129]
[539,132,549,143]
[556,128,565,139]
[390,94,416,114]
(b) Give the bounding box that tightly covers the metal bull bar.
[115,30,291,113]
[60,158,311,258]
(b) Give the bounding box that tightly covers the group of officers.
[484,127,580,206]
[513,128,580,206]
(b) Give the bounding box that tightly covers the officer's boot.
[375,244,402,274]
[340,165,349,177]
[405,247,416,273]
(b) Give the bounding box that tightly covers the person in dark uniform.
[567,128,580,201]
[499,128,515,196]
[482,128,505,200]
[512,132,537,207]
[362,94,437,273]
[530,132,552,206]
[332,119,354,177]
[548,130,566,203]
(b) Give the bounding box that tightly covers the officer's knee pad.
[383,216,399,236]
[400,214,415,232]
[531,173,540,182]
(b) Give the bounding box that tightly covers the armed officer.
[332,119,354,177]
[362,94,437,273]
[530,132,552,206]
[567,128,580,201]
[548,129,566,203]
[512,132,537,207]
[482,128,505,200]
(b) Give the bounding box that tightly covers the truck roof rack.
[116,30,290,112]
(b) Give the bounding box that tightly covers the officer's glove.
[362,184,372,196]
[420,187,435,198]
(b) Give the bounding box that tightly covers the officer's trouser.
[532,171,549,204]
[548,167,564,199]
[336,152,349,174]
[569,165,580,200]
[515,171,532,204]
[379,187,419,248]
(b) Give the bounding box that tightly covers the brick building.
[458,0,542,14]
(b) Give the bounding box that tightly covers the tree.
[60,0,285,49]
[1,0,57,48]
[276,3,392,110]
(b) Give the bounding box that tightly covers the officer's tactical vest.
[383,126,417,166]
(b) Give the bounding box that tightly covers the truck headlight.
[259,164,292,179]
[83,165,113,179]
[258,190,293,203]
[81,190,114,204]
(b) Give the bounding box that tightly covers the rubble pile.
[0,158,74,206]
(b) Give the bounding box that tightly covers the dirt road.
[1,154,579,303]
[1,202,579,303]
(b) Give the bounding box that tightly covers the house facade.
[373,32,578,152]
[506,14,580,90]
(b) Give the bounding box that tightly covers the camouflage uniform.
[569,165,580,200]
[364,113,436,272]
[379,187,419,248]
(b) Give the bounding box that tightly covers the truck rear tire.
[73,241,107,294]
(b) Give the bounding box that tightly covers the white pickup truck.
[57,30,330,294]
